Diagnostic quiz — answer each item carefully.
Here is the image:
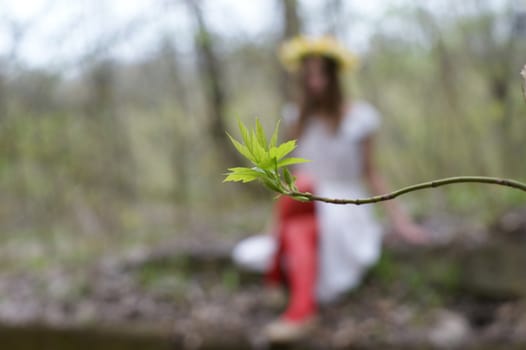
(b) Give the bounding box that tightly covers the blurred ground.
[0,205,525,349]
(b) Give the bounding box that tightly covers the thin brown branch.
[286,176,526,205]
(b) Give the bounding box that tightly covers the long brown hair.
[294,56,345,138]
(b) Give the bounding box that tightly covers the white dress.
[232,101,384,303]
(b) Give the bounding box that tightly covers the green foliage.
[224,121,526,206]
[223,119,309,197]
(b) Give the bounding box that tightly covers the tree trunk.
[185,0,241,166]
[0,72,6,119]
[278,0,302,104]
[159,39,191,202]
[86,61,135,197]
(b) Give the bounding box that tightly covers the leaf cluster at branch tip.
[223,119,309,196]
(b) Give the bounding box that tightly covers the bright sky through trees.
[0,0,408,68]
[0,0,515,70]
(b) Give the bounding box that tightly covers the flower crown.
[279,35,358,72]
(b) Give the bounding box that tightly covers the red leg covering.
[281,214,317,321]
[265,174,318,322]
[265,174,316,286]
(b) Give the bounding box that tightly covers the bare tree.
[278,0,302,103]
[0,13,34,118]
[87,60,115,116]
[0,68,6,118]
[457,1,524,171]
[158,38,192,202]
[184,0,244,165]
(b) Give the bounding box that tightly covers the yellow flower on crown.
[279,35,358,72]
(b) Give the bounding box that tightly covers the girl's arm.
[362,135,429,244]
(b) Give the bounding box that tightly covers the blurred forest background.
[1,0,526,283]
[1,1,526,348]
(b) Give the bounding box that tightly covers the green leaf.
[227,167,263,177]
[255,118,267,150]
[283,168,293,187]
[225,120,313,197]
[291,179,298,192]
[223,167,263,183]
[224,173,258,183]
[269,120,281,148]
[262,178,283,193]
[238,120,262,163]
[269,140,296,160]
[250,129,267,164]
[238,120,251,151]
[292,195,311,202]
[226,133,255,163]
[257,156,275,169]
[252,167,267,175]
[277,157,310,168]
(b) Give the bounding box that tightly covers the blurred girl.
[233,36,427,342]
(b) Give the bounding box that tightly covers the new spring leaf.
[223,119,309,193]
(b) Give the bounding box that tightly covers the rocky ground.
[0,207,526,349]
